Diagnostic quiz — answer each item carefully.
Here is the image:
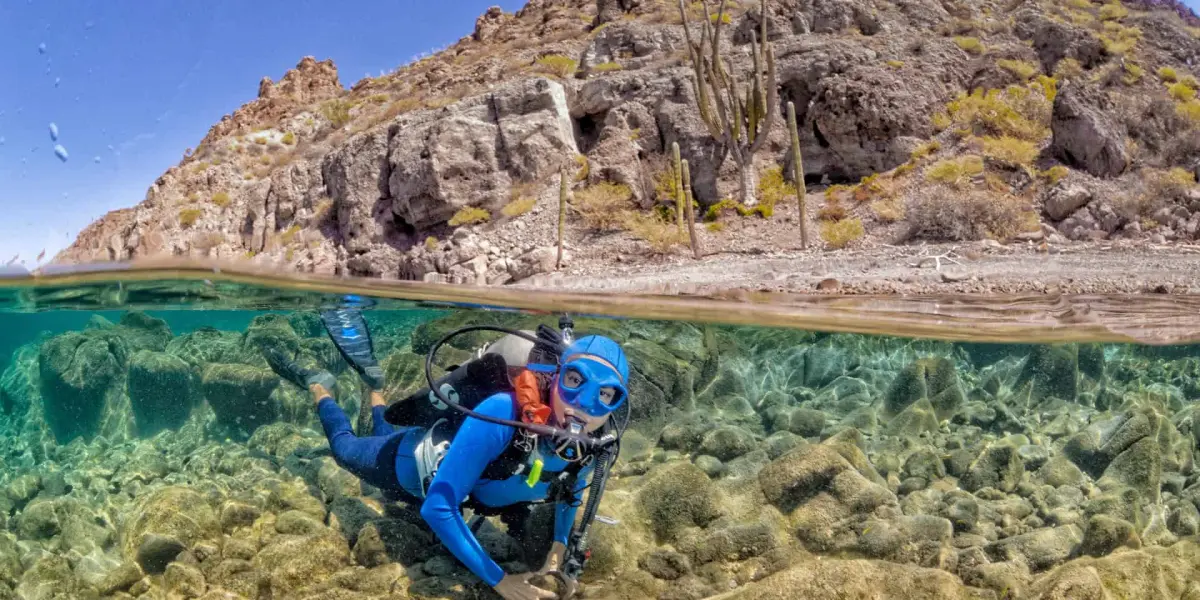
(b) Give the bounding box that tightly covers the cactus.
[788,101,808,249]
[673,142,685,234]
[682,159,701,259]
[557,169,568,269]
[678,0,778,207]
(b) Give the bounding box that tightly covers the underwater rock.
[639,462,721,542]
[885,397,940,437]
[986,524,1083,571]
[883,357,964,421]
[721,555,981,599]
[679,523,778,565]
[96,560,143,595]
[253,530,352,596]
[639,549,692,580]
[121,487,220,564]
[166,328,246,368]
[381,351,444,402]
[15,497,112,555]
[1036,455,1084,487]
[16,555,77,600]
[37,330,126,443]
[698,426,757,461]
[1080,514,1139,557]
[352,519,436,566]
[766,406,827,438]
[136,533,187,574]
[658,415,712,453]
[0,343,38,422]
[1015,344,1079,404]
[1098,436,1162,503]
[243,313,302,356]
[163,561,206,597]
[903,448,947,482]
[1027,540,1200,600]
[201,363,280,435]
[961,442,1025,493]
[113,312,174,352]
[693,455,724,478]
[127,350,195,436]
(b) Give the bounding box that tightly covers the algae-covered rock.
[638,462,721,542]
[678,523,778,565]
[638,549,691,580]
[1098,436,1162,503]
[961,442,1025,493]
[1016,344,1079,403]
[1080,514,1139,557]
[253,531,352,596]
[201,363,280,435]
[16,555,77,600]
[15,497,112,555]
[352,519,436,567]
[128,350,195,436]
[885,397,940,437]
[121,487,220,563]
[987,524,1083,571]
[698,425,757,461]
[1027,540,1200,599]
[883,357,964,421]
[166,328,246,368]
[37,329,125,443]
[720,555,983,599]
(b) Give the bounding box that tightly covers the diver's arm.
[419,394,514,587]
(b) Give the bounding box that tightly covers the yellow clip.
[525,458,544,487]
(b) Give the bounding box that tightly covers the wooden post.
[788,101,808,250]
[557,169,568,269]
[682,159,701,259]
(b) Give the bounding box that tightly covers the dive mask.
[555,355,627,417]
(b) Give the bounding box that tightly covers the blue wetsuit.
[316,393,594,587]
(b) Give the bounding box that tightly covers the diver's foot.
[320,308,385,390]
[263,346,337,393]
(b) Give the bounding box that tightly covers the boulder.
[120,487,220,564]
[37,329,126,443]
[638,462,721,542]
[1015,344,1079,404]
[253,530,352,597]
[1044,185,1093,221]
[961,442,1025,493]
[127,350,195,436]
[883,357,964,421]
[1051,84,1129,179]
[201,363,280,435]
[698,426,758,461]
[719,555,983,599]
[986,525,1083,571]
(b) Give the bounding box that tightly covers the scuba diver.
[261,302,629,600]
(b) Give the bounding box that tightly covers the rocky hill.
[56,0,1200,287]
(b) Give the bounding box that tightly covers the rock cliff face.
[58,0,1200,280]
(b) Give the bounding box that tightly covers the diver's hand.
[536,541,568,576]
[493,573,558,600]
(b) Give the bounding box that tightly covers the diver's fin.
[263,346,337,393]
[320,308,385,390]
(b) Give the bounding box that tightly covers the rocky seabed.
[0,309,1198,599]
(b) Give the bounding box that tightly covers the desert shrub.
[424,236,439,252]
[1178,100,1200,124]
[852,173,890,202]
[979,136,1040,164]
[1041,165,1070,184]
[1158,66,1179,82]
[934,85,1051,142]
[926,155,985,186]
[911,140,941,161]
[1114,192,1166,220]
[574,182,633,230]
[179,209,202,229]
[253,137,268,146]
[259,155,272,166]
[906,189,1027,241]
[1054,58,1085,80]
[280,224,302,245]
[592,62,624,72]
[954,37,984,54]
[575,155,590,182]
[1169,81,1197,102]
[212,192,231,208]
[191,232,226,252]
[448,207,491,227]
[709,12,732,24]
[1099,22,1141,55]
[1144,167,1197,204]
[998,59,1039,80]
[369,94,389,104]
[886,60,905,68]
[1067,0,1092,8]
[1032,75,1058,101]
[502,196,537,217]
[322,99,353,128]
[384,97,425,120]
[1121,62,1144,85]
[706,221,725,232]
[1098,1,1128,20]
[818,195,848,221]
[536,55,578,78]
[820,218,864,249]
[624,212,687,253]
[281,132,296,145]
[757,166,789,215]
[654,166,680,202]
[870,198,906,222]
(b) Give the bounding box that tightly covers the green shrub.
[870,198,905,222]
[911,140,941,161]
[575,155,590,182]
[179,209,202,229]
[979,136,1040,164]
[756,166,789,215]
[1158,66,1179,82]
[886,60,905,69]
[998,59,1039,80]
[424,236,439,252]
[1054,58,1085,80]
[281,132,296,145]
[536,55,579,78]
[934,85,1051,142]
[1098,1,1128,20]
[625,212,686,253]
[574,182,633,230]
[1042,165,1070,184]
[212,192,231,208]
[926,156,985,187]
[1099,22,1141,55]
[502,196,537,217]
[954,37,984,54]
[280,224,302,245]
[1121,62,1144,85]
[1169,81,1197,102]
[706,221,725,232]
[1178,99,1200,124]
[820,218,864,249]
[448,207,491,227]
[592,62,623,72]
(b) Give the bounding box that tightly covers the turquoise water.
[0,276,1197,599]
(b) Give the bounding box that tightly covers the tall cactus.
[673,142,685,234]
[787,101,808,250]
[682,159,701,259]
[557,169,568,269]
[678,0,778,207]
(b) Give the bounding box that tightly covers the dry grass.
[998,59,1039,80]
[535,55,579,78]
[502,196,537,218]
[870,197,906,222]
[886,60,905,69]
[933,85,1052,142]
[906,189,1028,241]
[1054,58,1085,80]
[448,207,491,227]
[281,132,296,145]
[1098,21,1141,56]
[954,37,985,54]
[1178,100,1200,125]
[1144,167,1197,204]
[425,236,439,252]
[575,155,590,182]
[322,99,353,128]
[756,166,790,217]
[1169,81,1197,102]
[911,140,941,161]
[1158,66,1178,82]
[574,182,633,230]
[1098,1,1128,20]
[179,209,202,229]
[212,192,231,208]
[926,155,985,187]
[820,218,865,249]
[624,212,687,253]
[592,62,624,72]
[280,224,302,245]
[1041,165,1070,185]
[979,136,1040,164]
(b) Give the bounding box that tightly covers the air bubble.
[85,21,94,29]
[49,122,58,141]
[0,137,5,146]
[37,42,46,54]
[93,156,100,164]
[54,77,61,87]
[53,144,69,162]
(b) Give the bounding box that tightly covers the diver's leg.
[368,389,394,437]
[315,394,403,491]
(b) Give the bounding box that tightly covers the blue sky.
[0,0,524,267]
